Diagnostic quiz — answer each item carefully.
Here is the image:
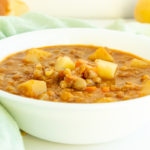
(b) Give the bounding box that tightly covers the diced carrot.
[75,61,83,68]
[85,86,97,92]
[101,86,110,92]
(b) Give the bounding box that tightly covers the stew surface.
[0,45,150,103]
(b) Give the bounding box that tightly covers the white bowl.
[0,28,150,144]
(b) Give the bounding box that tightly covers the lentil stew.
[0,45,150,103]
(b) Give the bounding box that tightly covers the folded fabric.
[107,19,150,37]
[0,12,150,40]
[0,12,95,39]
[0,105,24,150]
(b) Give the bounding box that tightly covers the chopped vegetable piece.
[93,77,102,84]
[86,79,95,86]
[73,77,87,90]
[130,58,148,68]
[84,69,97,79]
[141,80,150,95]
[85,86,97,92]
[60,80,68,88]
[89,47,114,62]
[75,60,84,68]
[18,80,47,97]
[96,59,118,79]
[55,56,75,71]
[33,63,44,79]
[75,63,86,75]
[64,68,72,75]
[25,48,51,63]
[45,67,54,77]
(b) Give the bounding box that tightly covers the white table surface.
[23,121,150,150]
[23,19,150,150]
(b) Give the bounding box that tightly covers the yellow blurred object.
[0,0,29,16]
[8,0,29,16]
[135,0,150,23]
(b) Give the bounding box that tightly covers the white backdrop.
[24,0,137,19]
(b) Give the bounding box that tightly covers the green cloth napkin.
[0,12,150,40]
[107,19,150,37]
[0,12,95,39]
[0,105,24,150]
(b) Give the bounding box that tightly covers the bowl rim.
[0,28,150,109]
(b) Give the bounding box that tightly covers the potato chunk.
[55,56,75,71]
[96,59,118,79]
[89,47,114,62]
[141,80,150,95]
[130,58,148,68]
[33,63,44,79]
[18,80,47,97]
[25,48,51,63]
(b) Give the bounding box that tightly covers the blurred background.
[24,0,137,18]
